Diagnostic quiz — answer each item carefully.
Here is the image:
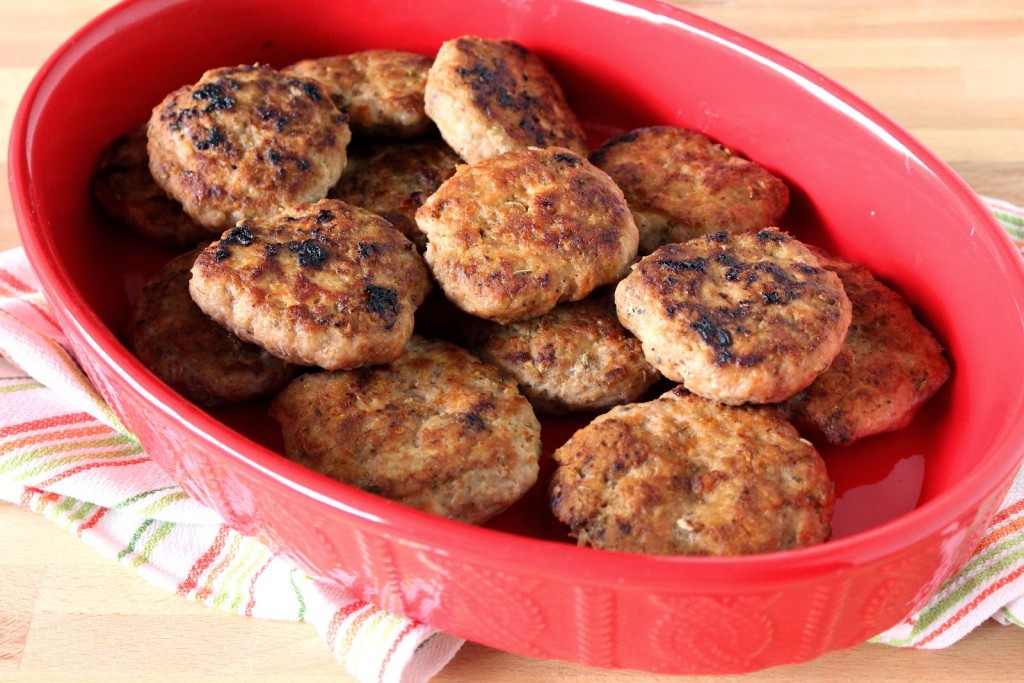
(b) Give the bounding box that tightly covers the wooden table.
[2,1,1022,680]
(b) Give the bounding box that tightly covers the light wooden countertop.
[1,1,1022,680]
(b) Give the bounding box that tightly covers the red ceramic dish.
[10,0,1024,674]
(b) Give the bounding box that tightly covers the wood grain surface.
[1,1,1022,681]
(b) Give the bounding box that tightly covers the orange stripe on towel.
[77,506,109,535]
[915,564,1024,647]
[986,497,1024,530]
[0,268,34,294]
[33,456,150,489]
[244,555,276,617]
[326,601,372,649]
[2,423,115,452]
[339,607,382,656]
[0,267,60,330]
[193,532,243,603]
[973,512,1024,555]
[0,412,94,440]
[377,622,418,683]
[178,525,231,596]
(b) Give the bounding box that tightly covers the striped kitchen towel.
[0,196,1022,678]
[0,250,464,682]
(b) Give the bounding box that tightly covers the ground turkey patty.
[148,64,350,230]
[92,125,212,248]
[416,146,638,324]
[424,35,589,163]
[329,138,461,250]
[590,126,790,254]
[284,49,434,139]
[780,249,951,445]
[270,336,541,524]
[129,244,297,407]
[549,387,835,555]
[189,198,431,370]
[615,228,851,405]
[461,291,660,415]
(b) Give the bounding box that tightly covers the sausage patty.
[590,126,790,255]
[424,35,589,163]
[92,125,212,247]
[270,336,541,524]
[779,249,951,444]
[189,198,431,370]
[461,291,660,414]
[550,386,834,555]
[148,64,350,230]
[329,138,461,250]
[416,146,638,324]
[615,228,851,404]
[284,49,434,139]
[129,243,297,407]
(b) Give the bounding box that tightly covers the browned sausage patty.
[189,198,431,370]
[615,229,852,405]
[284,49,434,139]
[329,138,461,250]
[129,244,297,407]
[549,386,834,555]
[424,35,589,163]
[148,64,350,230]
[461,291,660,415]
[590,126,790,254]
[92,126,212,247]
[416,146,638,324]
[779,250,951,444]
[269,336,541,524]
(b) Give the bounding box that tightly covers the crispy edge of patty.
[779,250,951,444]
